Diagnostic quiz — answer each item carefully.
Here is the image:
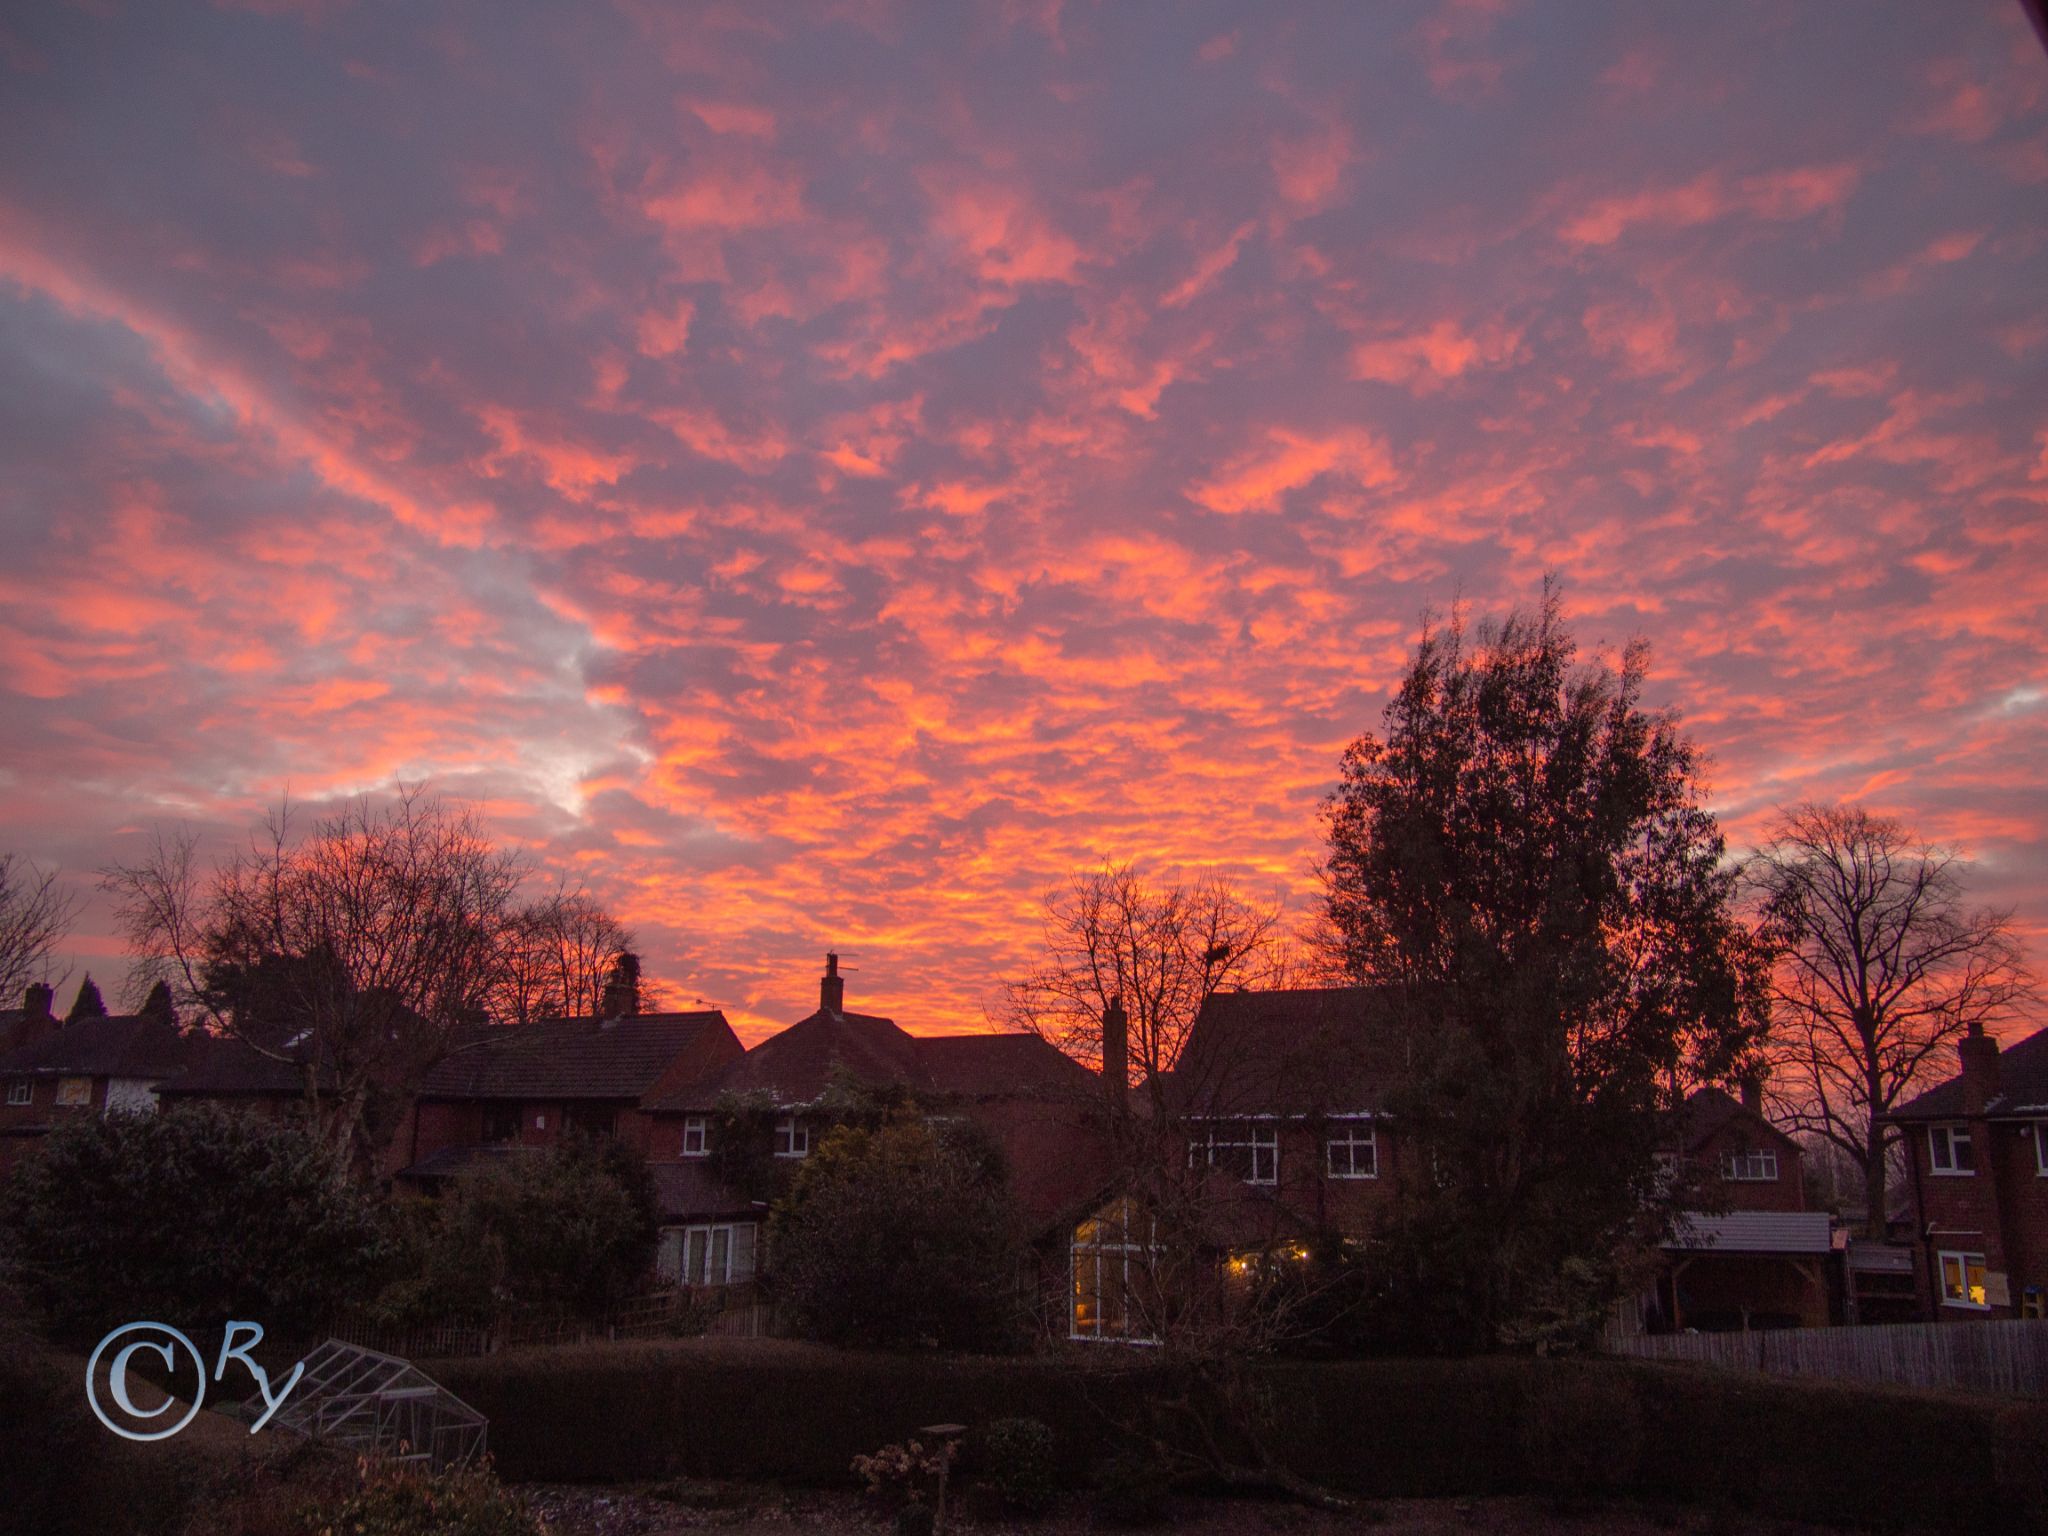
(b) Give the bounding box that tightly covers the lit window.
[1071,1197,1160,1343]
[1326,1118,1377,1179]
[1720,1147,1780,1182]
[5,1081,29,1106]
[660,1222,757,1286]
[1939,1250,1988,1309]
[682,1116,708,1157]
[1187,1120,1278,1185]
[774,1115,809,1158]
[54,1077,91,1108]
[1929,1124,1974,1175]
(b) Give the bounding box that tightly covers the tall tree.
[101,787,530,1168]
[1318,587,1770,1350]
[999,861,1286,1114]
[0,852,81,1005]
[1748,802,2033,1236]
[488,887,638,1024]
[64,974,107,1023]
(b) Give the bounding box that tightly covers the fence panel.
[1610,1318,2048,1396]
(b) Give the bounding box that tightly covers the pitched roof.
[1171,986,1409,1117]
[652,1008,1098,1112]
[1663,1211,1833,1255]
[155,1034,321,1096]
[0,1012,197,1080]
[1888,1023,2048,1121]
[417,1012,733,1102]
[1677,1086,1800,1152]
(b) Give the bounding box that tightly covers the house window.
[564,1103,617,1140]
[1188,1121,1278,1185]
[1071,1197,1160,1343]
[774,1115,809,1159]
[54,1077,91,1108]
[1721,1147,1780,1182]
[1938,1250,1989,1309]
[1929,1123,1974,1175]
[2033,1122,2047,1177]
[1326,1118,1377,1179]
[5,1081,29,1106]
[481,1103,521,1143]
[681,1116,708,1157]
[660,1222,757,1287]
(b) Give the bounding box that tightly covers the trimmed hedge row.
[432,1339,2040,1532]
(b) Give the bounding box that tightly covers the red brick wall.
[1689,1118,1806,1213]
[1904,1115,2036,1319]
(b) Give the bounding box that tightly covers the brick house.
[645,954,1108,1293]
[1888,1020,2048,1321]
[392,1008,744,1184]
[1637,1085,1832,1332]
[0,984,199,1177]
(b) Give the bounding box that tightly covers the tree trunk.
[1862,1138,1888,1240]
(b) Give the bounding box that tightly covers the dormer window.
[774,1115,810,1159]
[1721,1147,1779,1182]
[1929,1123,1974,1175]
[682,1116,708,1157]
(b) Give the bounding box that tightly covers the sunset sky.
[1,2,2044,1043]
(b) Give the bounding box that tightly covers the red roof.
[418,1011,734,1102]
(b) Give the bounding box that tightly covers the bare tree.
[489,886,637,1023]
[102,788,530,1169]
[998,862,1287,1114]
[0,852,82,1004]
[1748,802,2034,1236]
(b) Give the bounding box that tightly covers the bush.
[973,1416,1056,1515]
[435,1341,2020,1532]
[299,1457,540,1536]
[769,1117,1027,1351]
[1991,1402,2048,1536]
[1520,1365,1643,1503]
[374,1135,659,1325]
[0,1105,386,1343]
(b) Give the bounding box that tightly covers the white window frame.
[773,1114,809,1159]
[666,1222,756,1287]
[681,1115,708,1157]
[1187,1119,1278,1186]
[1938,1249,1990,1310]
[1720,1147,1780,1182]
[1326,1117,1378,1179]
[5,1081,29,1106]
[1070,1198,1161,1344]
[1929,1123,1974,1176]
[2033,1121,2048,1177]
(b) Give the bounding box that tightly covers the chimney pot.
[820,952,845,1015]
[1739,1075,1762,1115]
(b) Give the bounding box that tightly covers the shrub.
[374,1135,658,1325]
[1519,1365,1643,1503]
[0,1105,386,1343]
[1992,1402,2048,1536]
[299,1456,540,1536]
[769,1117,1027,1351]
[974,1416,1057,1515]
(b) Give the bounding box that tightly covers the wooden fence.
[331,1283,771,1360]
[1609,1318,2048,1397]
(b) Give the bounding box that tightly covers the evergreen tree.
[63,974,106,1023]
[1318,585,1770,1351]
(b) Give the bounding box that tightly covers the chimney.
[600,952,642,1019]
[24,982,53,1019]
[1959,1021,2002,1116]
[1102,994,1128,1115]
[820,952,844,1015]
[12,982,58,1051]
[1738,1074,1762,1115]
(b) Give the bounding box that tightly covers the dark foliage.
[971,1417,1058,1516]
[375,1135,660,1325]
[768,1115,1027,1351]
[64,972,107,1022]
[435,1343,2014,1532]
[0,1105,386,1343]
[298,1456,541,1536]
[1318,585,1771,1350]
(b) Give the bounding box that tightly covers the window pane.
[686,1229,708,1285]
[710,1227,730,1284]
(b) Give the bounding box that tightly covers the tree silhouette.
[64,974,107,1023]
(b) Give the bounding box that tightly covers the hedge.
[431,1339,2038,1532]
